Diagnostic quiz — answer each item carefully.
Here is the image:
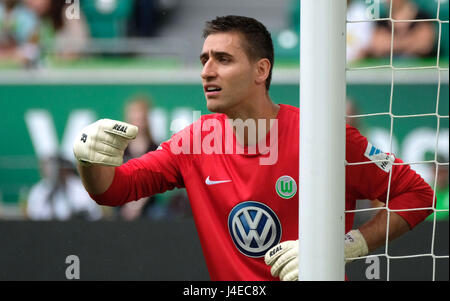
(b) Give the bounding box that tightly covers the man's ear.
[255,58,271,86]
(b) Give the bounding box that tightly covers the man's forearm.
[77,163,115,195]
[358,207,411,252]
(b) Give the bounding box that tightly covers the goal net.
[345,0,449,281]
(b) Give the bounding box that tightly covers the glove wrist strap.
[345,229,369,263]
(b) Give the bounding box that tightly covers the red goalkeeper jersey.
[91,104,433,281]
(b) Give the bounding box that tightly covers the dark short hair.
[203,15,274,90]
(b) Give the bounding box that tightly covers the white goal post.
[299,0,347,281]
[299,0,449,281]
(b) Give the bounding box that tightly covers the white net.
[345,0,449,281]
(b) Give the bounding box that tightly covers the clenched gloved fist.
[73,119,138,166]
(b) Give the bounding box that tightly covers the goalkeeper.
[73,15,434,281]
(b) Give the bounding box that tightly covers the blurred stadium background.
[0,0,448,280]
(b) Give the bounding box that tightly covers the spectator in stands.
[346,97,363,130]
[118,95,192,220]
[0,0,38,66]
[117,95,160,220]
[364,0,437,58]
[127,0,159,37]
[127,0,180,38]
[24,0,89,61]
[346,0,376,62]
[26,155,103,221]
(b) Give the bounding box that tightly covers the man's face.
[200,32,256,115]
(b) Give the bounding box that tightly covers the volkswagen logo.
[228,201,282,258]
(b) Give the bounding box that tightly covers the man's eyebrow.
[212,51,233,57]
[200,51,233,61]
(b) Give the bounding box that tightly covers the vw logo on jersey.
[228,201,282,258]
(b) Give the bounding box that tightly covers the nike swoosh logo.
[205,176,232,185]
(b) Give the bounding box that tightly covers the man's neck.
[226,94,280,147]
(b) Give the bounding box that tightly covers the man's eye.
[219,57,230,63]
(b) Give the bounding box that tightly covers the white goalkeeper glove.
[73,119,138,166]
[264,229,369,281]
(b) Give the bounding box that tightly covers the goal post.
[299,0,347,280]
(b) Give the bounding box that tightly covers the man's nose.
[201,60,217,80]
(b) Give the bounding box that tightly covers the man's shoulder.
[278,104,299,125]
[280,104,299,114]
[345,124,366,142]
